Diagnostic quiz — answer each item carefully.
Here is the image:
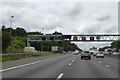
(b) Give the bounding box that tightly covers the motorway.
[1,52,119,80]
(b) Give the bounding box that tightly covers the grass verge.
[1,51,63,62]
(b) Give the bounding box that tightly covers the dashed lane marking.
[99,61,102,63]
[72,60,74,62]
[69,63,72,66]
[56,73,64,80]
[106,65,110,67]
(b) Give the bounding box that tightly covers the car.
[103,51,109,55]
[92,51,98,56]
[112,52,119,55]
[96,52,104,58]
[81,51,91,60]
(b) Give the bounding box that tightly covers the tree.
[30,42,41,51]
[29,32,82,52]
[98,46,111,51]
[2,25,6,31]
[2,25,15,36]
[62,41,81,51]
[27,31,43,35]
[99,40,120,51]
[53,31,62,35]
[2,31,11,53]
[111,41,120,49]
[14,27,26,37]
[7,37,26,53]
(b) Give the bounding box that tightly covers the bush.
[7,46,17,53]
[6,37,26,53]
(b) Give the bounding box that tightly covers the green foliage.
[52,31,62,35]
[14,27,26,37]
[2,31,11,53]
[99,41,120,51]
[2,25,27,37]
[98,46,111,51]
[64,42,82,51]
[27,31,43,35]
[2,26,81,53]
[0,31,2,37]
[111,41,120,49]
[7,37,26,53]
[6,46,17,53]
[0,52,62,62]
[2,25,27,53]
[0,56,21,62]
[2,25,15,36]
[30,40,81,51]
[2,25,6,31]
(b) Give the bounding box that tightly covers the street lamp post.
[41,28,44,51]
[42,28,44,35]
[10,15,14,36]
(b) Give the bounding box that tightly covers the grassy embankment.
[0,51,63,62]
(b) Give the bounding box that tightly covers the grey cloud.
[102,25,118,34]
[97,15,111,21]
[3,2,31,9]
[43,23,63,30]
[67,4,83,17]
[80,22,102,34]
[79,21,117,34]
[2,9,25,27]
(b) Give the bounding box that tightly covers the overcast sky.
[1,0,119,50]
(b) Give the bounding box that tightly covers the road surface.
[1,53,118,80]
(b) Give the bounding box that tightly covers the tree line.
[2,25,81,53]
[99,41,120,51]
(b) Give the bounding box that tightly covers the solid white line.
[45,58,54,61]
[0,57,55,72]
[106,65,110,67]
[56,73,64,80]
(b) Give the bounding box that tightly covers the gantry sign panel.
[63,34,120,42]
[27,35,63,42]
[27,34,120,42]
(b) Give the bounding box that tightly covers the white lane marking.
[74,58,76,60]
[43,59,47,61]
[45,58,54,61]
[56,73,64,80]
[74,57,77,60]
[99,61,102,63]
[106,65,110,67]
[69,63,72,66]
[72,60,74,62]
[0,58,55,72]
